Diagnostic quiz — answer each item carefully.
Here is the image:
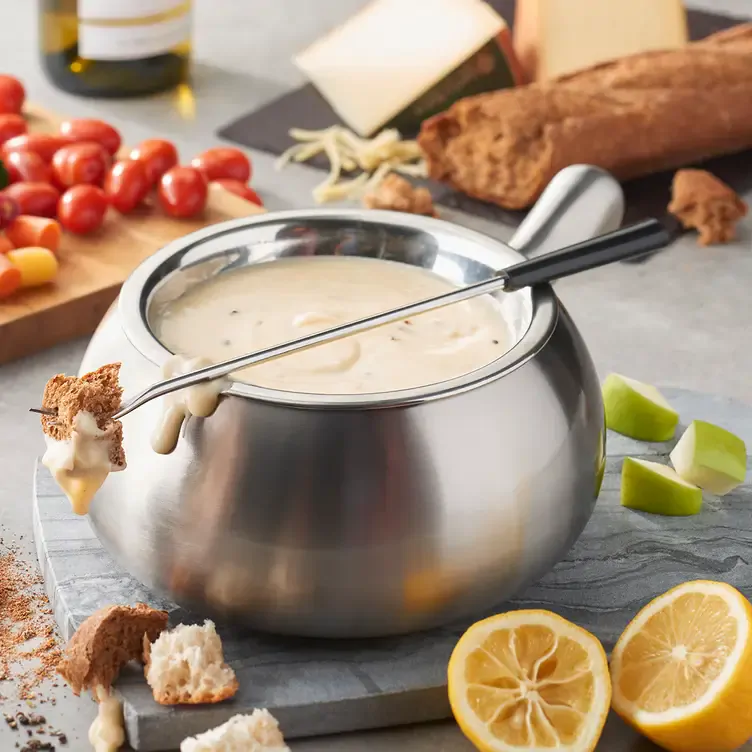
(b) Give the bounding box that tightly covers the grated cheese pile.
[275,126,427,203]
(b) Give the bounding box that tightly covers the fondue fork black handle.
[107,218,672,421]
[501,218,674,291]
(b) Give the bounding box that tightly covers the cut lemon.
[448,610,611,751]
[611,580,752,752]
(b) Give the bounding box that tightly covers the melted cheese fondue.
[42,412,123,516]
[155,256,510,395]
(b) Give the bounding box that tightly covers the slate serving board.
[217,2,752,228]
[33,387,752,752]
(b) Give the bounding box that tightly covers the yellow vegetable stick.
[6,246,59,288]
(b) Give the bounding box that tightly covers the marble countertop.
[1,1,751,750]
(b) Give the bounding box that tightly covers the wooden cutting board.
[0,104,265,366]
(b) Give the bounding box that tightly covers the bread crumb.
[181,709,290,752]
[144,620,238,705]
[363,173,436,216]
[57,604,168,696]
[668,169,748,246]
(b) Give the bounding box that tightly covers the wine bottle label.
[77,0,191,61]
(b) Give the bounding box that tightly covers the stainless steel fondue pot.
[79,168,619,638]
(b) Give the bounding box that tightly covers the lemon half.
[448,610,611,752]
[611,580,752,752]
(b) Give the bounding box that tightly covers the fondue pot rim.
[118,209,559,409]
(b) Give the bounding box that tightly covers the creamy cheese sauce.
[89,686,125,752]
[41,412,124,516]
[154,257,509,395]
[151,355,227,454]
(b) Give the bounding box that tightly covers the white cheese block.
[514,0,689,81]
[294,0,509,137]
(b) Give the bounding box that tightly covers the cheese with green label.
[294,0,522,137]
[514,0,689,82]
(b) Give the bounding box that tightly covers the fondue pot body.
[80,210,605,638]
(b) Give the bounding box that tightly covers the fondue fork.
[32,219,672,424]
[102,218,672,421]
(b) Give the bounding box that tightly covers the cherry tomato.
[2,182,60,218]
[4,150,51,184]
[2,133,72,163]
[211,178,263,207]
[0,114,26,145]
[0,75,25,115]
[58,185,108,235]
[59,119,122,156]
[105,160,150,214]
[51,142,111,188]
[0,194,20,229]
[158,166,207,218]
[129,139,178,184]
[191,147,251,183]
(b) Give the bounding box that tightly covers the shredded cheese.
[275,126,427,203]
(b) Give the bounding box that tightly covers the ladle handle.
[502,218,673,292]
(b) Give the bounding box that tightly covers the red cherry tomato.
[0,194,20,229]
[0,114,27,145]
[59,119,122,156]
[105,160,150,214]
[0,75,25,115]
[4,150,52,184]
[58,185,109,235]
[2,182,60,218]
[2,133,72,163]
[129,139,178,184]
[212,178,263,207]
[51,142,111,188]
[191,147,251,183]
[158,166,207,218]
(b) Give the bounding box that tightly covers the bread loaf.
[418,25,752,210]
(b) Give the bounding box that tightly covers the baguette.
[418,25,752,210]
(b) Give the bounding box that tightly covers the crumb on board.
[668,169,748,246]
[363,173,436,217]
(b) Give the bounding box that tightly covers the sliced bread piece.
[57,603,168,696]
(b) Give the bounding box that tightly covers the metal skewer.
[33,219,672,424]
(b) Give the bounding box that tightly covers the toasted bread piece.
[41,363,126,469]
[669,168,748,246]
[181,710,290,752]
[144,620,238,705]
[363,173,436,216]
[57,603,168,696]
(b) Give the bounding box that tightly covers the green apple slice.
[670,420,747,496]
[602,373,679,441]
[621,457,702,516]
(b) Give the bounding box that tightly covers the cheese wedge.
[295,0,521,137]
[514,0,688,81]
